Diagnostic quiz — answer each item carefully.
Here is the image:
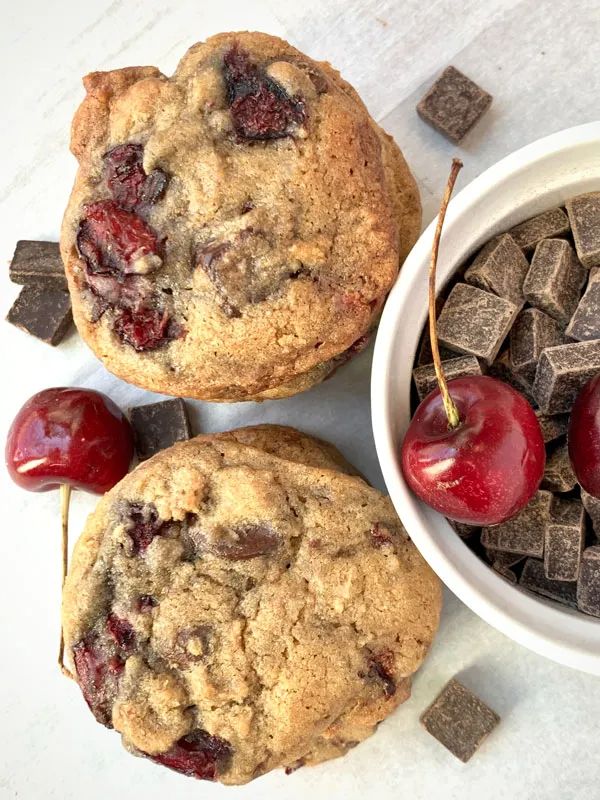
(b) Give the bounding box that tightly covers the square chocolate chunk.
[413,355,482,401]
[464,234,529,306]
[6,286,72,345]
[420,678,500,762]
[416,66,492,144]
[520,558,578,608]
[577,546,600,616]
[130,399,192,460]
[509,308,564,383]
[481,490,552,557]
[509,208,570,253]
[544,523,584,582]
[542,442,577,493]
[437,284,519,366]
[565,273,600,341]
[533,340,600,413]
[9,240,67,289]
[581,489,600,538]
[535,411,569,444]
[566,192,600,268]
[488,350,537,406]
[523,239,586,324]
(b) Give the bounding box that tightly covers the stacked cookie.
[62,425,441,784]
[60,31,421,401]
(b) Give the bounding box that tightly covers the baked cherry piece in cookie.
[61,31,421,401]
[62,425,441,785]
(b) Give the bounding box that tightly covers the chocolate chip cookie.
[60,32,421,401]
[62,425,441,784]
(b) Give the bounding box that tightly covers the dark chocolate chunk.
[577,546,600,616]
[436,283,519,365]
[509,208,570,253]
[509,308,564,383]
[481,491,552,557]
[523,239,586,324]
[519,558,578,608]
[565,268,600,341]
[581,489,600,538]
[534,411,569,444]
[420,678,500,762]
[488,349,537,406]
[6,286,72,345]
[449,520,480,539]
[544,519,584,583]
[551,496,585,526]
[566,192,600,268]
[412,355,482,401]
[210,523,280,560]
[9,240,67,289]
[130,399,192,460]
[464,234,529,306]
[532,340,600,414]
[416,66,492,144]
[541,442,577,493]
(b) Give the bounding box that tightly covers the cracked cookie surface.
[62,425,441,784]
[60,31,421,401]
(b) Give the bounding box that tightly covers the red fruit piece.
[149,730,232,780]
[401,376,545,526]
[223,47,305,140]
[125,503,166,555]
[113,304,174,351]
[137,594,158,613]
[5,387,134,494]
[569,374,600,497]
[72,633,124,727]
[103,144,168,209]
[77,200,163,277]
[106,614,136,653]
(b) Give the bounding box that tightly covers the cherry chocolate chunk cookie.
[60,32,421,401]
[62,425,441,785]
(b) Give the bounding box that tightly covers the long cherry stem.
[59,484,74,679]
[429,158,463,429]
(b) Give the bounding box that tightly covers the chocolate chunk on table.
[420,678,500,763]
[565,271,600,341]
[488,349,537,406]
[413,355,482,401]
[577,546,600,616]
[437,283,519,366]
[519,558,578,608]
[532,340,600,413]
[566,192,600,268]
[9,240,67,290]
[6,286,72,345]
[544,499,584,582]
[416,66,492,144]
[523,239,586,324]
[464,234,529,306]
[581,489,600,538]
[509,308,564,383]
[130,398,192,460]
[481,490,552,557]
[509,207,570,253]
[542,442,578,493]
[535,411,569,444]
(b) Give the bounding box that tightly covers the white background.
[2,1,600,798]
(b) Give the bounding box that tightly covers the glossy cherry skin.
[401,375,545,526]
[569,375,600,498]
[6,388,134,494]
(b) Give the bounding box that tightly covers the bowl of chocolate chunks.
[372,122,600,674]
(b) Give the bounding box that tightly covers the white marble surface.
[1,1,600,798]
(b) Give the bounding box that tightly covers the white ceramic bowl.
[371,122,600,675]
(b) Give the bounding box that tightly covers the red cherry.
[5,387,134,494]
[401,376,546,526]
[569,374,600,497]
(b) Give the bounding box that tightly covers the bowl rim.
[371,121,600,675]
